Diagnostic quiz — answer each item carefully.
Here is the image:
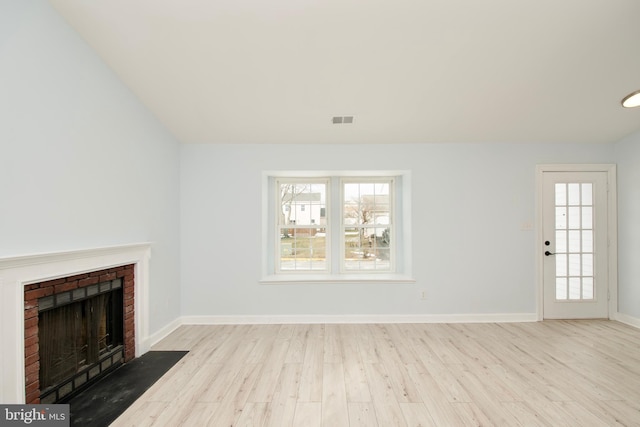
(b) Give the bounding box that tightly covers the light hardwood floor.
[111,320,640,426]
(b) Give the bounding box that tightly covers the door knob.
[544,251,555,256]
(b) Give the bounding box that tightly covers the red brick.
[24,288,48,301]
[25,370,39,386]
[65,273,89,282]
[24,317,38,330]
[78,276,99,287]
[25,343,39,358]
[25,392,40,404]
[24,334,38,349]
[36,277,67,288]
[24,300,38,311]
[99,272,117,282]
[25,353,39,368]
[54,281,79,293]
[25,361,39,376]
[25,380,39,395]
[24,307,38,320]
[24,284,40,291]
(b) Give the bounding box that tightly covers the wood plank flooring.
[111,320,640,426]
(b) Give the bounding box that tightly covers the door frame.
[535,164,618,320]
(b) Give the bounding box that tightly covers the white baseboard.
[179,313,539,325]
[147,317,183,348]
[613,312,640,329]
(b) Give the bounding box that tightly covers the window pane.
[342,180,392,272]
[343,226,391,271]
[280,183,326,226]
[279,228,326,271]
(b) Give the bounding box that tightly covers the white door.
[542,171,609,319]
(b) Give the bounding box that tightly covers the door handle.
[544,251,555,256]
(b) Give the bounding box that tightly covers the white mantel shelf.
[0,243,152,404]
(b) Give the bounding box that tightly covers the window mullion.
[330,177,342,274]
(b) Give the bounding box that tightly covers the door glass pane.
[556,254,567,277]
[583,277,594,299]
[553,182,596,302]
[568,207,581,229]
[569,278,581,299]
[582,254,593,276]
[556,278,567,300]
[568,254,581,276]
[568,230,580,252]
[568,184,580,205]
[556,207,567,229]
[555,230,567,253]
[582,230,593,252]
[581,183,593,205]
[555,183,566,205]
[582,207,593,229]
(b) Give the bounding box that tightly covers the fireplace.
[24,265,136,404]
[0,243,151,404]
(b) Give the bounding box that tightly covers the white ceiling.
[49,0,640,144]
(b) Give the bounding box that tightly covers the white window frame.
[261,170,414,284]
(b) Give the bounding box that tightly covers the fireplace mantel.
[0,243,151,404]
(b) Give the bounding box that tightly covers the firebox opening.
[38,279,125,404]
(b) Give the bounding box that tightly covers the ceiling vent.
[332,116,354,124]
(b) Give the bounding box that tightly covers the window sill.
[260,274,416,284]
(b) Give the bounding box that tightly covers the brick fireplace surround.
[0,243,151,404]
[24,264,136,404]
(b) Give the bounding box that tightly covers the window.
[342,179,393,272]
[263,171,413,283]
[277,179,328,272]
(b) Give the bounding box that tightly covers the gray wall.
[615,130,640,319]
[180,143,616,318]
[0,1,181,333]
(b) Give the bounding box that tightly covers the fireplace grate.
[40,345,124,404]
[37,278,125,404]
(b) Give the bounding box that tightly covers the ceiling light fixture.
[621,90,640,108]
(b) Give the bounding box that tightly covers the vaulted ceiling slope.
[49,0,640,144]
